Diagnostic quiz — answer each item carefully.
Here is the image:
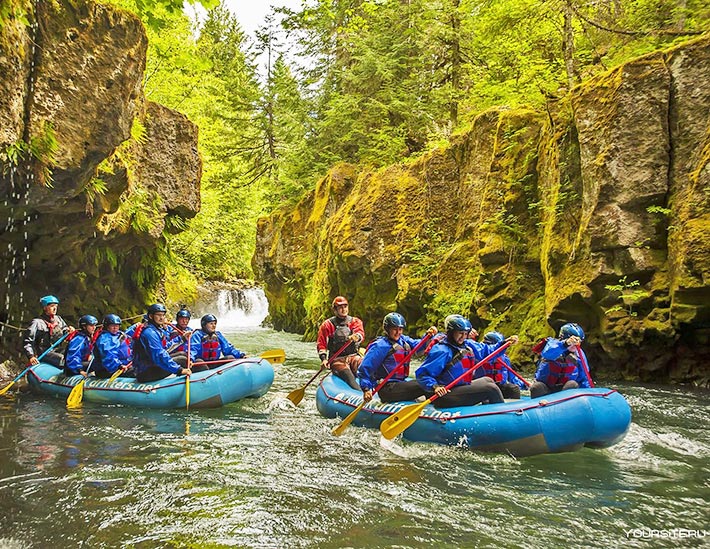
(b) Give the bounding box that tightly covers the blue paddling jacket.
[357,334,426,391]
[416,339,506,392]
[64,331,93,374]
[93,330,132,375]
[534,338,590,388]
[133,322,182,376]
[189,330,245,362]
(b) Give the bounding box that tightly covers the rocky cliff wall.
[0,0,201,353]
[253,36,710,386]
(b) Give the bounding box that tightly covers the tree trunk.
[563,5,578,88]
[449,0,461,127]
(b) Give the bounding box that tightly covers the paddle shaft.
[307,339,354,387]
[165,324,191,354]
[309,339,356,384]
[576,345,594,388]
[66,355,95,408]
[186,331,191,410]
[287,340,354,405]
[107,361,133,383]
[502,363,530,388]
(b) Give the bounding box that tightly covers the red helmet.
[332,296,349,309]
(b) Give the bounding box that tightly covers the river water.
[0,327,708,548]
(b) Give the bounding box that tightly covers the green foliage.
[0,0,29,30]
[647,204,672,216]
[604,276,650,317]
[93,247,119,270]
[108,0,218,31]
[0,121,58,186]
[98,182,163,235]
[82,177,108,216]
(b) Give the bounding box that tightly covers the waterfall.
[191,287,269,329]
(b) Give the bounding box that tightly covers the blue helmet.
[483,331,505,344]
[147,303,167,315]
[40,295,59,307]
[201,314,218,329]
[79,314,98,327]
[176,309,191,320]
[383,312,406,331]
[446,314,472,333]
[103,314,121,327]
[559,323,585,340]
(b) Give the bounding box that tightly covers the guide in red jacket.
[316,296,365,390]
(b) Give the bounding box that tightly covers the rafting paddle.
[287,340,353,406]
[260,348,286,364]
[66,355,95,409]
[106,361,133,384]
[186,334,192,410]
[576,345,594,388]
[0,331,73,396]
[332,333,434,436]
[379,341,513,440]
[503,363,530,388]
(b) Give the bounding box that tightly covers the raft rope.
[438,390,618,422]
[0,320,24,331]
[29,358,261,393]
[2,313,144,333]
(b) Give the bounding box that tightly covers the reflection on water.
[0,328,708,548]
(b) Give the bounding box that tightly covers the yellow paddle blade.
[286,385,306,406]
[0,381,16,396]
[186,377,190,410]
[332,401,365,436]
[66,379,86,409]
[108,369,123,383]
[379,399,431,440]
[260,349,286,364]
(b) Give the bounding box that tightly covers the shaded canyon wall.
[253,36,710,386]
[0,0,200,354]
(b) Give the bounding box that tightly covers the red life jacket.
[201,333,220,361]
[458,353,477,383]
[118,333,132,359]
[531,337,548,355]
[482,356,505,383]
[544,355,578,385]
[391,342,412,379]
[90,326,103,347]
[132,323,146,342]
[424,333,446,354]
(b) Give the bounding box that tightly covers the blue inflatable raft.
[27,358,274,409]
[316,374,631,456]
